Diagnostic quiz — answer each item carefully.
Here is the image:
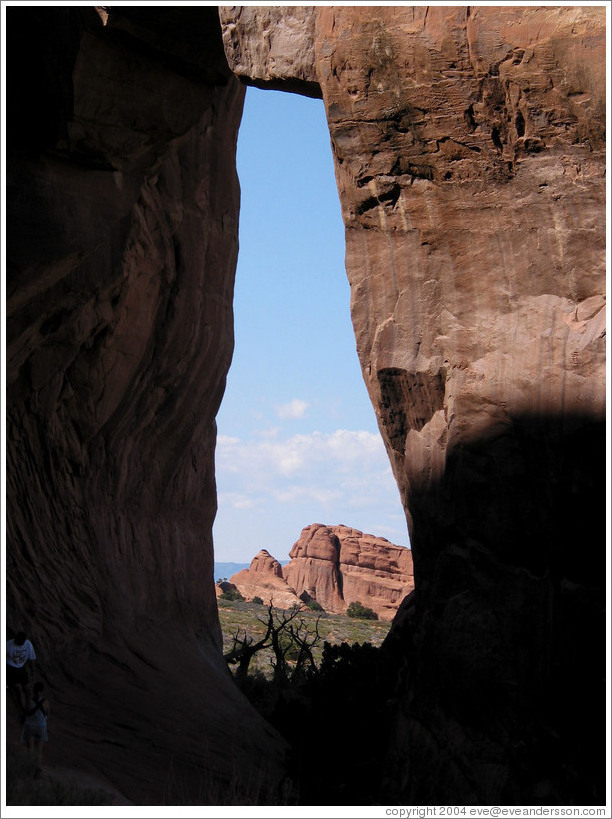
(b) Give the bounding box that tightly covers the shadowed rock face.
[220,5,606,805]
[5,6,286,804]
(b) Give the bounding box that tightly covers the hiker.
[21,681,49,775]
[6,631,37,713]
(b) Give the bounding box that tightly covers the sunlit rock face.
[283,523,415,620]
[220,5,320,98]
[230,549,304,609]
[228,526,414,619]
[5,7,286,804]
[221,5,606,804]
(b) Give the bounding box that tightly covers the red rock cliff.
[220,5,606,805]
[229,526,414,619]
[282,523,414,620]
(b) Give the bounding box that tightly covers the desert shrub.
[346,601,378,620]
[306,600,323,612]
[252,596,264,605]
[221,588,245,602]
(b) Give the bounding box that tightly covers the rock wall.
[283,523,414,620]
[282,524,344,612]
[5,7,286,803]
[229,527,414,619]
[337,525,415,619]
[220,5,606,805]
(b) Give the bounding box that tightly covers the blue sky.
[213,88,409,563]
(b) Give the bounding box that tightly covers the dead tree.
[268,604,304,681]
[224,601,323,682]
[223,616,273,680]
[223,601,298,679]
[288,614,322,681]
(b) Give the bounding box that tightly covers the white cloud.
[276,398,309,420]
[217,491,259,510]
[217,434,240,447]
[217,429,386,476]
[273,485,344,505]
[258,427,281,439]
[214,426,409,559]
[216,428,396,499]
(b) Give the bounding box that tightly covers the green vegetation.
[306,600,323,612]
[346,600,378,620]
[252,596,264,605]
[217,599,390,678]
[220,588,245,602]
[218,599,398,803]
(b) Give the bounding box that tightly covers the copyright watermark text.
[384,808,607,818]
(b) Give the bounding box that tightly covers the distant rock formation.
[229,550,304,610]
[230,526,414,621]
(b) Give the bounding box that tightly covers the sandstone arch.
[5,6,606,805]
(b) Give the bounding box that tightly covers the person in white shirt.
[6,631,37,713]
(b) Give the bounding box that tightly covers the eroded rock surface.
[230,528,414,619]
[221,5,606,805]
[283,524,414,620]
[230,549,304,609]
[6,6,286,804]
[219,5,320,97]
